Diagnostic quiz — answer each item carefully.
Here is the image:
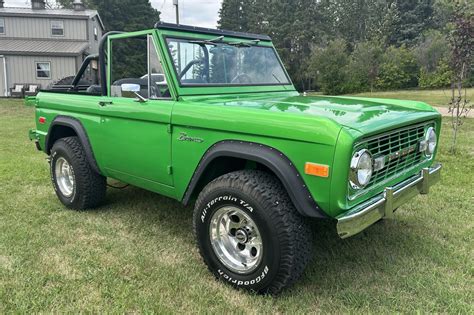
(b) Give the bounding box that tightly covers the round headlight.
[425,127,437,157]
[350,149,373,189]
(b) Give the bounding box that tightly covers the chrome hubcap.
[209,206,263,274]
[55,157,75,197]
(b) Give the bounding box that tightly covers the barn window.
[0,19,5,35]
[94,26,98,41]
[36,62,51,79]
[51,20,64,36]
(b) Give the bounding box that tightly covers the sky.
[5,0,223,28]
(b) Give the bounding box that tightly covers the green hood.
[185,93,441,136]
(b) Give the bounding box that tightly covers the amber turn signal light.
[304,162,329,178]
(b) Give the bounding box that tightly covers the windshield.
[165,37,291,86]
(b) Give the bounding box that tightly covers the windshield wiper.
[228,39,260,47]
[190,37,261,47]
[272,73,288,90]
[272,72,282,84]
[189,36,224,46]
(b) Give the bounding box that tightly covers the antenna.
[173,0,179,25]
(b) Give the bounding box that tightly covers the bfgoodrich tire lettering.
[193,170,312,294]
[50,136,106,210]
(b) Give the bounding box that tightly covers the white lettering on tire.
[200,195,239,223]
[217,266,269,286]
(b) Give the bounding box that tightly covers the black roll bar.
[70,54,98,91]
[99,31,124,96]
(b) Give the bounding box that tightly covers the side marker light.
[305,162,329,178]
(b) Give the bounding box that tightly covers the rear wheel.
[50,136,106,209]
[193,170,312,294]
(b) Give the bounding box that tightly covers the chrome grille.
[351,122,434,197]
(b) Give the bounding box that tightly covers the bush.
[416,30,453,88]
[309,39,350,95]
[419,58,453,88]
[376,46,419,90]
[347,41,383,92]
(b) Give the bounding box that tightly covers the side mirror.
[121,83,140,92]
[121,83,147,102]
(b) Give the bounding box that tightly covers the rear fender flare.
[182,140,328,219]
[45,115,101,175]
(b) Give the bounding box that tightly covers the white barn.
[0,0,104,96]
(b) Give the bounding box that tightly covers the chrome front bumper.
[336,163,442,239]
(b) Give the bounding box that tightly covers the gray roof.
[0,7,105,29]
[0,38,89,56]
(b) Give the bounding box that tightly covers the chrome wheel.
[209,206,263,274]
[55,157,75,197]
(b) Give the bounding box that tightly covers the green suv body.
[28,23,441,294]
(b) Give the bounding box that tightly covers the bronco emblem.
[387,144,417,161]
[178,132,204,143]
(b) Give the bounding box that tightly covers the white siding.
[87,17,103,54]
[1,16,87,40]
[6,55,77,89]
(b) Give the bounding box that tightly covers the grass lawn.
[1,98,472,313]
[347,88,474,107]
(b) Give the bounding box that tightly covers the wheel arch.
[45,115,101,175]
[182,140,328,219]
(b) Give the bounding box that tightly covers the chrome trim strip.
[337,163,442,239]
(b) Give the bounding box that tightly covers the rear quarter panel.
[33,92,104,170]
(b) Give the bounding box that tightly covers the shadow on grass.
[89,184,422,294]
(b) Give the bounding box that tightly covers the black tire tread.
[193,170,312,294]
[51,136,106,209]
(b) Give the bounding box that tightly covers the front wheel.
[193,170,312,294]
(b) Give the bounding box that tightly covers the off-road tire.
[50,136,106,209]
[193,170,312,294]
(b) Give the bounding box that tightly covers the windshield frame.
[163,35,293,88]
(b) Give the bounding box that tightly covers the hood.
[185,93,441,136]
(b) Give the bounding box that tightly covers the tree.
[347,41,384,92]
[57,0,160,81]
[218,0,329,91]
[447,1,473,153]
[56,0,160,31]
[376,45,419,90]
[416,30,452,88]
[309,39,350,95]
[387,0,436,47]
[218,0,250,31]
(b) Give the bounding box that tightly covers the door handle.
[98,101,113,107]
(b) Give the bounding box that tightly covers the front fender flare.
[182,140,328,219]
[45,115,101,175]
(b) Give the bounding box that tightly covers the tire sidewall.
[195,187,282,292]
[50,141,78,206]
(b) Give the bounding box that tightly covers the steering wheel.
[231,73,252,84]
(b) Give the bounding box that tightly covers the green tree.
[447,0,473,153]
[57,0,160,81]
[309,39,350,95]
[218,0,329,91]
[387,0,436,46]
[56,0,160,31]
[376,45,419,90]
[218,0,250,31]
[416,30,452,88]
[347,41,384,92]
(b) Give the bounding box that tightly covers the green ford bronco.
[27,23,442,294]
